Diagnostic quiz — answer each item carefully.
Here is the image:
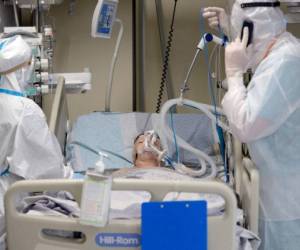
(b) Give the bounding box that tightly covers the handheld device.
[240,20,254,47]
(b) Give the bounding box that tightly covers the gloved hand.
[202,7,230,36]
[225,27,253,78]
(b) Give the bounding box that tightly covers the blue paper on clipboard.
[141,200,207,250]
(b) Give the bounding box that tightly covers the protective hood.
[230,0,287,69]
[0,35,33,92]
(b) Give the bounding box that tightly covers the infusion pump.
[9,0,63,8]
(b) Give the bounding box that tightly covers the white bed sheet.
[22,168,260,250]
[110,168,226,219]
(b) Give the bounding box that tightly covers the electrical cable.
[161,99,228,179]
[170,107,179,162]
[70,141,134,165]
[155,0,178,113]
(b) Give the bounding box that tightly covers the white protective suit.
[0,36,71,249]
[222,1,300,249]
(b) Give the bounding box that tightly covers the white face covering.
[0,35,33,92]
[230,0,287,71]
[1,59,34,93]
[18,59,35,90]
[3,73,22,92]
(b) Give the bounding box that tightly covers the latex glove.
[225,27,252,78]
[202,7,230,36]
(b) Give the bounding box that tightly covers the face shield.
[15,58,35,91]
[0,35,32,93]
[230,0,287,69]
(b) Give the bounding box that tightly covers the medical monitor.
[91,0,119,39]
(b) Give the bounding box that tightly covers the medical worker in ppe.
[203,1,300,249]
[0,36,72,249]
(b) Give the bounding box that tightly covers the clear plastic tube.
[160,98,232,178]
[161,99,224,179]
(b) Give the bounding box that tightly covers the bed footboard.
[5,179,236,250]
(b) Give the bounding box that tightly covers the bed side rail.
[234,139,260,235]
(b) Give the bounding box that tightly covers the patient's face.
[134,134,161,167]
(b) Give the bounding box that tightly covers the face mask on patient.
[133,131,163,168]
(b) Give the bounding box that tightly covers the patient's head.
[133,132,162,168]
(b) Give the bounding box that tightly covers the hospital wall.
[43,0,228,121]
[44,0,133,122]
[142,0,229,112]
[0,3,14,31]
[43,0,300,121]
[288,24,300,39]
[142,1,300,113]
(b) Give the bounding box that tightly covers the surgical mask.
[0,60,34,93]
[24,63,35,84]
[17,59,35,90]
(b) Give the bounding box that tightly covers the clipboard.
[142,200,207,250]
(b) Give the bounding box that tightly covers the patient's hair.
[134,133,144,144]
[134,132,161,143]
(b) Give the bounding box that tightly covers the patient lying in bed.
[113,130,182,179]
[21,131,260,249]
[112,131,163,178]
[110,131,227,217]
[23,131,226,218]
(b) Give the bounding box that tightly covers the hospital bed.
[5,79,259,249]
[234,142,259,235]
[6,179,237,250]
[48,76,70,153]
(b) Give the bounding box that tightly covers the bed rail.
[5,179,236,250]
[49,77,69,153]
[234,140,260,235]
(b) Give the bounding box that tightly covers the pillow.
[66,112,215,172]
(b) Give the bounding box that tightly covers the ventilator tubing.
[160,98,230,179]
